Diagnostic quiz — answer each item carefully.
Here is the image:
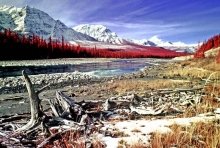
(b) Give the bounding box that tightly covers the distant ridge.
[73,24,197,53]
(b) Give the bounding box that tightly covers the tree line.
[194,34,220,63]
[0,29,186,60]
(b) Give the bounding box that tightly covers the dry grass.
[107,79,191,94]
[116,58,220,148]
[182,81,220,117]
[179,56,220,71]
[148,60,220,148]
[118,139,149,148]
[203,85,220,96]
[107,58,220,95]
[131,128,142,133]
[44,130,103,148]
[163,67,212,80]
[111,129,129,138]
[180,95,220,118]
[162,56,220,81]
[150,120,220,148]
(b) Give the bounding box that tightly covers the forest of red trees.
[0,29,187,60]
[194,33,220,63]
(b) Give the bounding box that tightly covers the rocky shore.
[0,71,101,94]
[0,61,175,94]
[0,58,175,116]
[0,58,175,94]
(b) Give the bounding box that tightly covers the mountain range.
[0,5,197,53]
[0,5,96,42]
[73,24,197,53]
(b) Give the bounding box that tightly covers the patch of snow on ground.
[102,115,220,147]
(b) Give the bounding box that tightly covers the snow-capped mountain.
[125,38,156,46]
[0,5,96,42]
[127,36,197,53]
[149,36,187,47]
[0,5,196,53]
[73,24,124,44]
[73,24,197,53]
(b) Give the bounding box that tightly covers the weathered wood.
[48,99,59,117]
[103,99,132,110]
[56,91,75,111]
[36,84,50,95]
[113,100,132,108]
[0,96,23,102]
[16,70,44,132]
[0,115,29,123]
[78,100,103,110]
[157,87,203,95]
[52,117,85,130]
[80,114,92,125]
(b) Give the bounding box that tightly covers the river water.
[0,58,170,77]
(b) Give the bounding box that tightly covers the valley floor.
[0,57,220,147]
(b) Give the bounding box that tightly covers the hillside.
[0,29,189,60]
[194,33,220,63]
[0,5,96,42]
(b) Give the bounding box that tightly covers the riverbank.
[0,58,173,116]
[0,58,170,93]
[1,57,220,147]
[2,56,219,116]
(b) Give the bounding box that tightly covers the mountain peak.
[0,5,96,42]
[149,36,163,44]
[73,24,123,44]
[23,5,33,10]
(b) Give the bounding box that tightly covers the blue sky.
[0,0,220,44]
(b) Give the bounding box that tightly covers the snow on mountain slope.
[149,36,190,47]
[73,24,124,44]
[0,5,96,42]
[73,24,196,53]
[127,36,197,53]
[125,38,156,46]
[0,5,196,53]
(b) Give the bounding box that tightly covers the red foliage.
[194,33,220,64]
[194,34,220,59]
[0,28,187,60]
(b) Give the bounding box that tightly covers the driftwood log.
[15,70,48,133]
[0,70,204,147]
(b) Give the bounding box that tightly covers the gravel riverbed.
[0,58,175,116]
[0,58,173,94]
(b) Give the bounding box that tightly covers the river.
[0,58,171,77]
